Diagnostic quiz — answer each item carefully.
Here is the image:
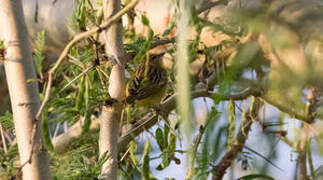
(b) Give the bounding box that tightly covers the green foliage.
[141,140,153,180]
[0,40,4,49]
[42,104,54,151]
[141,14,150,27]
[53,133,100,180]
[128,140,156,179]
[133,29,154,64]
[0,111,13,131]
[72,0,97,32]
[33,30,46,79]
[0,145,19,179]
[195,106,221,179]
[155,124,179,170]
[2,0,320,179]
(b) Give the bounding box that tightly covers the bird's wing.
[127,67,167,101]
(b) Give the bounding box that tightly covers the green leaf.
[162,16,176,36]
[75,76,85,111]
[33,30,46,79]
[227,100,236,149]
[129,141,139,168]
[244,146,283,171]
[0,111,14,131]
[97,151,111,167]
[82,77,91,133]
[237,174,274,180]
[164,124,170,148]
[141,139,152,180]
[141,15,150,26]
[155,128,164,150]
[42,105,54,151]
[169,133,176,155]
[161,151,170,169]
[133,29,154,64]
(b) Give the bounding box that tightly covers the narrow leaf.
[227,100,236,149]
[155,128,164,150]
[237,174,274,180]
[42,105,54,151]
[141,15,150,26]
[141,139,152,180]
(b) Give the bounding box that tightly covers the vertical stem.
[99,0,127,179]
[307,138,315,180]
[99,104,122,179]
[0,0,52,179]
[298,145,309,180]
[298,124,308,180]
[176,0,193,178]
[0,123,7,153]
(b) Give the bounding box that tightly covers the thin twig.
[0,123,7,153]
[307,138,315,180]
[261,97,316,123]
[186,125,206,179]
[59,64,95,92]
[53,122,60,138]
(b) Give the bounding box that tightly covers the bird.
[125,52,168,107]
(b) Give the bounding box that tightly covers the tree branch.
[118,87,261,152]
[98,0,131,179]
[195,0,229,15]
[52,87,261,154]
[261,97,316,123]
[212,98,263,180]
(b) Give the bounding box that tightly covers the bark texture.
[99,0,128,179]
[0,0,52,179]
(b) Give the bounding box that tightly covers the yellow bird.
[125,53,168,107]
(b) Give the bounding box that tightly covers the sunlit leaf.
[237,174,274,180]
[141,139,153,180]
[141,15,150,26]
[227,100,236,149]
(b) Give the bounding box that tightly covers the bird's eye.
[135,77,142,83]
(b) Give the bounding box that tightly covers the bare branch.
[52,87,261,154]
[212,98,263,180]
[195,0,229,15]
[0,123,7,153]
[186,125,206,179]
[118,87,261,152]
[261,97,316,123]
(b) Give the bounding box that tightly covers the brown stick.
[0,123,7,153]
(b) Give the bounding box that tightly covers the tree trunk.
[99,0,127,179]
[0,0,52,179]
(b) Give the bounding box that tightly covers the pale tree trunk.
[99,0,128,179]
[0,0,52,179]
